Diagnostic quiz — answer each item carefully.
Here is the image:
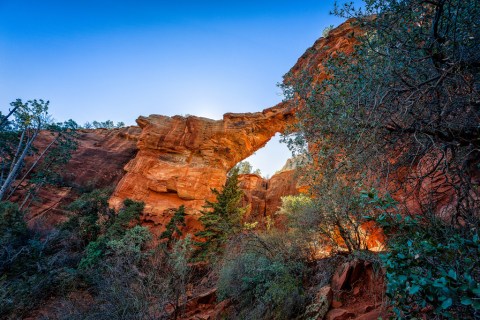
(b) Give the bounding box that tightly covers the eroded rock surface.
[109,102,296,228]
[18,127,140,228]
[239,169,305,226]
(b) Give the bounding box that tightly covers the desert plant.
[218,232,306,319]
[195,167,245,261]
[378,213,480,319]
[160,205,187,246]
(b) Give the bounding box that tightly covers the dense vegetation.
[1,0,478,319]
[281,0,479,318]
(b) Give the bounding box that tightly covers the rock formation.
[109,102,297,228]
[239,169,304,224]
[285,18,361,87]
[19,127,140,228]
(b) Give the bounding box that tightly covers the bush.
[280,186,392,254]
[378,214,480,319]
[218,233,306,319]
[0,201,80,318]
[62,188,113,244]
[78,198,145,270]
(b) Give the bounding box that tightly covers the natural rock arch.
[109,101,297,226]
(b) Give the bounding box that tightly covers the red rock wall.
[109,102,296,228]
[239,170,303,224]
[17,127,141,228]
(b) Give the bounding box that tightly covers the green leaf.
[447,269,457,281]
[473,300,480,310]
[460,297,472,306]
[441,298,452,309]
[398,275,407,282]
[409,285,421,295]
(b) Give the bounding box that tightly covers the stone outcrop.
[109,102,296,228]
[239,169,304,225]
[285,18,361,87]
[19,127,140,228]
[327,259,387,320]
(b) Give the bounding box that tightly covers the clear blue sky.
[0,0,345,175]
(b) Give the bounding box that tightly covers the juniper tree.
[195,167,245,260]
[160,205,187,246]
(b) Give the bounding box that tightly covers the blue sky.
[0,0,345,175]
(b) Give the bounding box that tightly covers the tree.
[160,205,187,246]
[0,99,49,200]
[234,160,262,176]
[283,0,480,223]
[85,120,125,129]
[0,99,78,205]
[235,161,253,174]
[282,1,479,317]
[322,24,334,37]
[195,167,245,260]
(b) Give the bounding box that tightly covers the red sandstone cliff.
[239,169,304,224]
[18,127,141,228]
[109,102,297,229]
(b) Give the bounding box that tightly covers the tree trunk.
[6,135,58,200]
[0,130,38,200]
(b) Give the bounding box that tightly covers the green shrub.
[218,233,306,319]
[0,201,80,318]
[78,198,145,270]
[160,205,187,245]
[379,214,480,319]
[62,188,113,244]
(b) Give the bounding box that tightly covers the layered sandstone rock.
[239,169,305,225]
[109,102,296,228]
[20,127,140,228]
[285,18,361,87]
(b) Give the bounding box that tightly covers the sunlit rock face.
[285,18,361,87]
[109,102,296,228]
[238,169,305,225]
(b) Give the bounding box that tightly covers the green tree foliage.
[283,0,480,222]
[282,1,479,316]
[54,206,193,320]
[62,188,114,244]
[0,184,196,319]
[233,160,261,175]
[166,235,194,320]
[280,187,395,253]
[83,120,125,129]
[78,198,145,270]
[195,167,245,260]
[218,233,306,319]
[235,161,253,174]
[160,205,187,245]
[321,24,334,37]
[0,99,50,200]
[0,201,80,318]
[0,99,78,206]
[377,213,480,319]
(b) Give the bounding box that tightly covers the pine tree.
[195,167,244,260]
[160,205,187,245]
